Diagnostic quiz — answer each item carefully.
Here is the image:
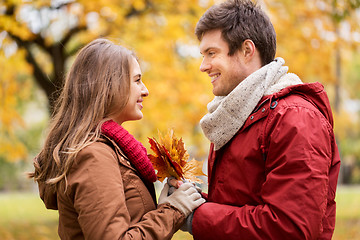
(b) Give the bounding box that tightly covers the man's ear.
[242,39,256,61]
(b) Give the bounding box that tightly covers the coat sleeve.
[192,104,335,240]
[67,143,184,240]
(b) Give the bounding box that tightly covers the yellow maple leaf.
[148,129,206,183]
[183,158,206,183]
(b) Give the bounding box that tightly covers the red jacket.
[193,83,341,240]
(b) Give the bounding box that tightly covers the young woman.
[29,39,205,240]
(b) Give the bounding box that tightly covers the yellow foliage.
[333,110,358,141]
[1,0,360,165]
[0,0,214,163]
[0,139,27,162]
[0,15,34,40]
[132,0,146,10]
[0,48,31,162]
[267,0,359,84]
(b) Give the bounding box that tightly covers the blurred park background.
[1,0,360,239]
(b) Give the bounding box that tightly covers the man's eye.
[209,52,215,57]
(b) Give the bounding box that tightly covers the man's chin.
[212,89,226,96]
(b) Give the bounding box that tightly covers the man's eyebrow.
[200,47,217,55]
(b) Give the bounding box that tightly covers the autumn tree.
[0,0,213,163]
[265,0,360,183]
[1,0,180,113]
[2,0,360,182]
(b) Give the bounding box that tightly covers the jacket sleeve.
[193,104,335,240]
[67,143,184,240]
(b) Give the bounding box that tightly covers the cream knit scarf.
[200,57,302,151]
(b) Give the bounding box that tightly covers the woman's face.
[115,57,149,124]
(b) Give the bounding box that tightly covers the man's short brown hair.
[195,0,276,66]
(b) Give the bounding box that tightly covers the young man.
[184,0,341,239]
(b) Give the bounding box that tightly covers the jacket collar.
[99,135,137,172]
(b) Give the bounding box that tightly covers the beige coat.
[39,135,185,239]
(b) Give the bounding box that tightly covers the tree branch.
[61,25,87,47]
[6,32,55,98]
[125,0,153,18]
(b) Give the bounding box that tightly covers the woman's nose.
[141,83,149,97]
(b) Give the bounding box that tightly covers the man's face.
[199,29,248,96]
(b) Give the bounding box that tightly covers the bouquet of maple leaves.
[148,129,206,184]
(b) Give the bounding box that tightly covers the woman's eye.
[209,52,215,57]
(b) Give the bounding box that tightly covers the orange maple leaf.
[148,129,206,183]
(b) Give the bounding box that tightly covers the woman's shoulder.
[76,138,117,164]
[83,140,112,152]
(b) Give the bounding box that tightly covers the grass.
[333,185,360,239]
[0,192,59,240]
[0,185,359,240]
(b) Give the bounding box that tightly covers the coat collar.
[99,135,137,172]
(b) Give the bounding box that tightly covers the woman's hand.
[158,182,205,217]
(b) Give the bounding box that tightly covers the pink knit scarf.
[101,120,157,183]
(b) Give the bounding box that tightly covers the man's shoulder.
[277,92,318,110]
[272,82,327,113]
[269,91,333,132]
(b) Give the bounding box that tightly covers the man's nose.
[200,58,210,72]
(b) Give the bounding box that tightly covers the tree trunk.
[334,25,341,113]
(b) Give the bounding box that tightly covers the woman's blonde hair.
[30,38,136,190]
